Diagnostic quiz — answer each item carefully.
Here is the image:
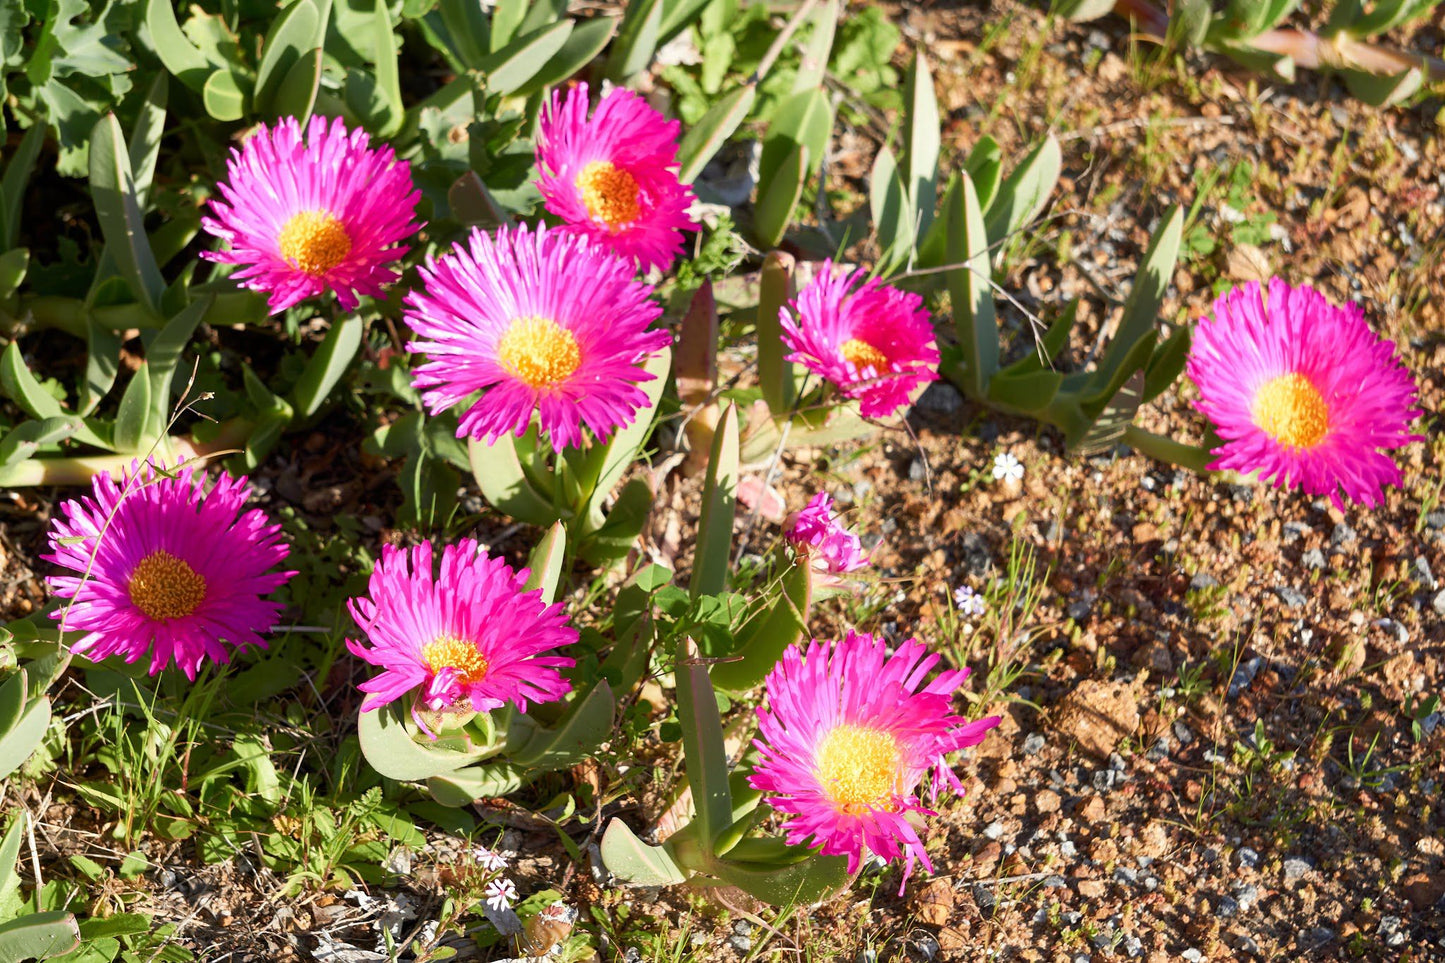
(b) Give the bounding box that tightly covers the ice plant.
[44,460,292,679]
[1187,278,1422,508]
[780,263,940,419]
[535,82,697,272]
[405,224,671,450]
[749,632,1001,889]
[346,538,577,732]
[202,115,421,313]
[786,492,868,574]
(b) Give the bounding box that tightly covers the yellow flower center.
[1252,372,1330,450]
[277,209,352,276]
[814,724,902,814]
[128,550,207,621]
[421,637,490,686]
[576,160,641,230]
[497,316,582,389]
[841,338,889,372]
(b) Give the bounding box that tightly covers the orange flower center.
[278,209,352,276]
[814,724,902,814]
[421,637,490,686]
[576,160,641,230]
[497,316,582,389]
[128,550,207,621]
[1252,372,1329,450]
[841,338,889,372]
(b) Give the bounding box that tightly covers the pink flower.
[1187,278,1422,508]
[44,460,293,679]
[749,632,1001,889]
[781,262,939,419]
[405,223,671,450]
[536,83,698,272]
[786,492,868,574]
[202,115,421,313]
[346,539,576,728]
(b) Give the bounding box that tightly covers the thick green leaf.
[427,763,528,805]
[255,0,320,116]
[963,135,1003,212]
[272,46,323,123]
[1053,0,1116,19]
[202,69,248,123]
[145,0,211,90]
[447,170,511,229]
[523,521,566,604]
[519,0,568,33]
[1142,323,1191,404]
[902,50,940,239]
[0,247,27,300]
[605,0,663,82]
[0,695,49,780]
[0,343,110,449]
[601,819,687,886]
[128,73,167,211]
[0,912,81,960]
[480,19,573,95]
[509,680,615,768]
[692,403,738,599]
[946,172,999,399]
[870,145,911,274]
[368,0,404,136]
[759,88,832,199]
[755,252,795,415]
[89,114,165,315]
[356,703,486,781]
[985,367,1064,414]
[290,316,364,420]
[468,436,561,526]
[753,143,807,249]
[0,669,27,742]
[512,15,617,99]
[705,848,851,906]
[1083,331,1157,417]
[675,638,732,854]
[709,558,810,692]
[983,135,1061,251]
[586,345,671,519]
[489,0,528,50]
[791,0,836,93]
[678,84,756,184]
[1170,0,1212,47]
[1073,370,1146,453]
[1091,206,1181,393]
[1,126,44,251]
[140,293,214,441]
[578,477,653,566]
[112,364,153,452]
[1343,65,1425,107]
[1217,41,1296,82]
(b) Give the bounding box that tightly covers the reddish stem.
[1109,0,1445,82]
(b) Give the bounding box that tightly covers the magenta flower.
[1187,279,1422,508]
[536,83,698,272]
[749,632,1001,888]
[781,263,940,419]
[787,492,868,574]
[346,539,576,729]
[202,115,422,313]
[405,224,671,450]
[44,460,293,679]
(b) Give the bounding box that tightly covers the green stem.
[1122,424,1215,473]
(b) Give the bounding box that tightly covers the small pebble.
[1275,586,1308,607]
[1330,522,1356,547]
[1301,548,1326,570]
[1237,847,1260,869]
[983,821,1005,840]
[1023,732,1046,754]
[1283,857,1312,881]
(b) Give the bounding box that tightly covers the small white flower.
[992,452,1024,483]
[485,877,517,911]
[954,585,987,617]
[474,846,508,872]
